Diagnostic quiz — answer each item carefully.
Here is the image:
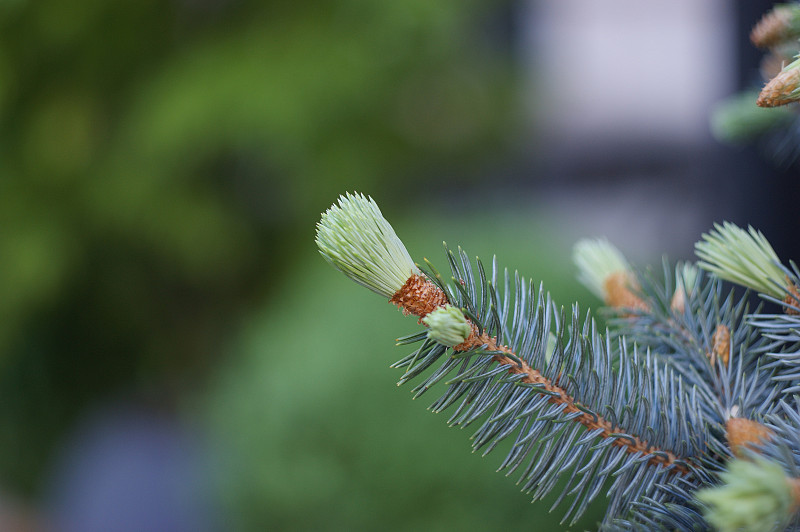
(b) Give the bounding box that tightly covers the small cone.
[726,417,774,458]
[757,67,800,108]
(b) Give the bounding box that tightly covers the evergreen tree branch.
[315,194,800,529]
[393,269,689,474]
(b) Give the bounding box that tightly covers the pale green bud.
[677,262,699,295]
[695,222,786,298]
[671,262,700,312]
[572,238,631,301]
[422,305,472,347]
[316,192,419,298]
[696,456,794,532]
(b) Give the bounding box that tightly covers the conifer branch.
[315,193,800,529]
[315,193,716,527]
[391,271,688,473]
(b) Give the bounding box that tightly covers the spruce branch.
[400,254,704,527]
[315,193,800,530]
[316,193,717,528]
[396,255,690,473]
[602,258,785,470]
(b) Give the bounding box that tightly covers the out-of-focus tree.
[0,0,515,496]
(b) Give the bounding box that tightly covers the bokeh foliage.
[0,0,515,498]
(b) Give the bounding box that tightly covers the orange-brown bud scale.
[603,271,649,312]
[757,67,800,107]
[726,417,774,458]
[390,274,448,319]
[710,325,731,367]
[393,273,688,474]
[751,6,796,49]
[784,281,800,315]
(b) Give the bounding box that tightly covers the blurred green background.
[0,1,612,530]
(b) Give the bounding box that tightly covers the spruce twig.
[316,194,800,530]
[317,193,716,528]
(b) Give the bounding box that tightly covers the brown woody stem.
[390,274,690,474]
